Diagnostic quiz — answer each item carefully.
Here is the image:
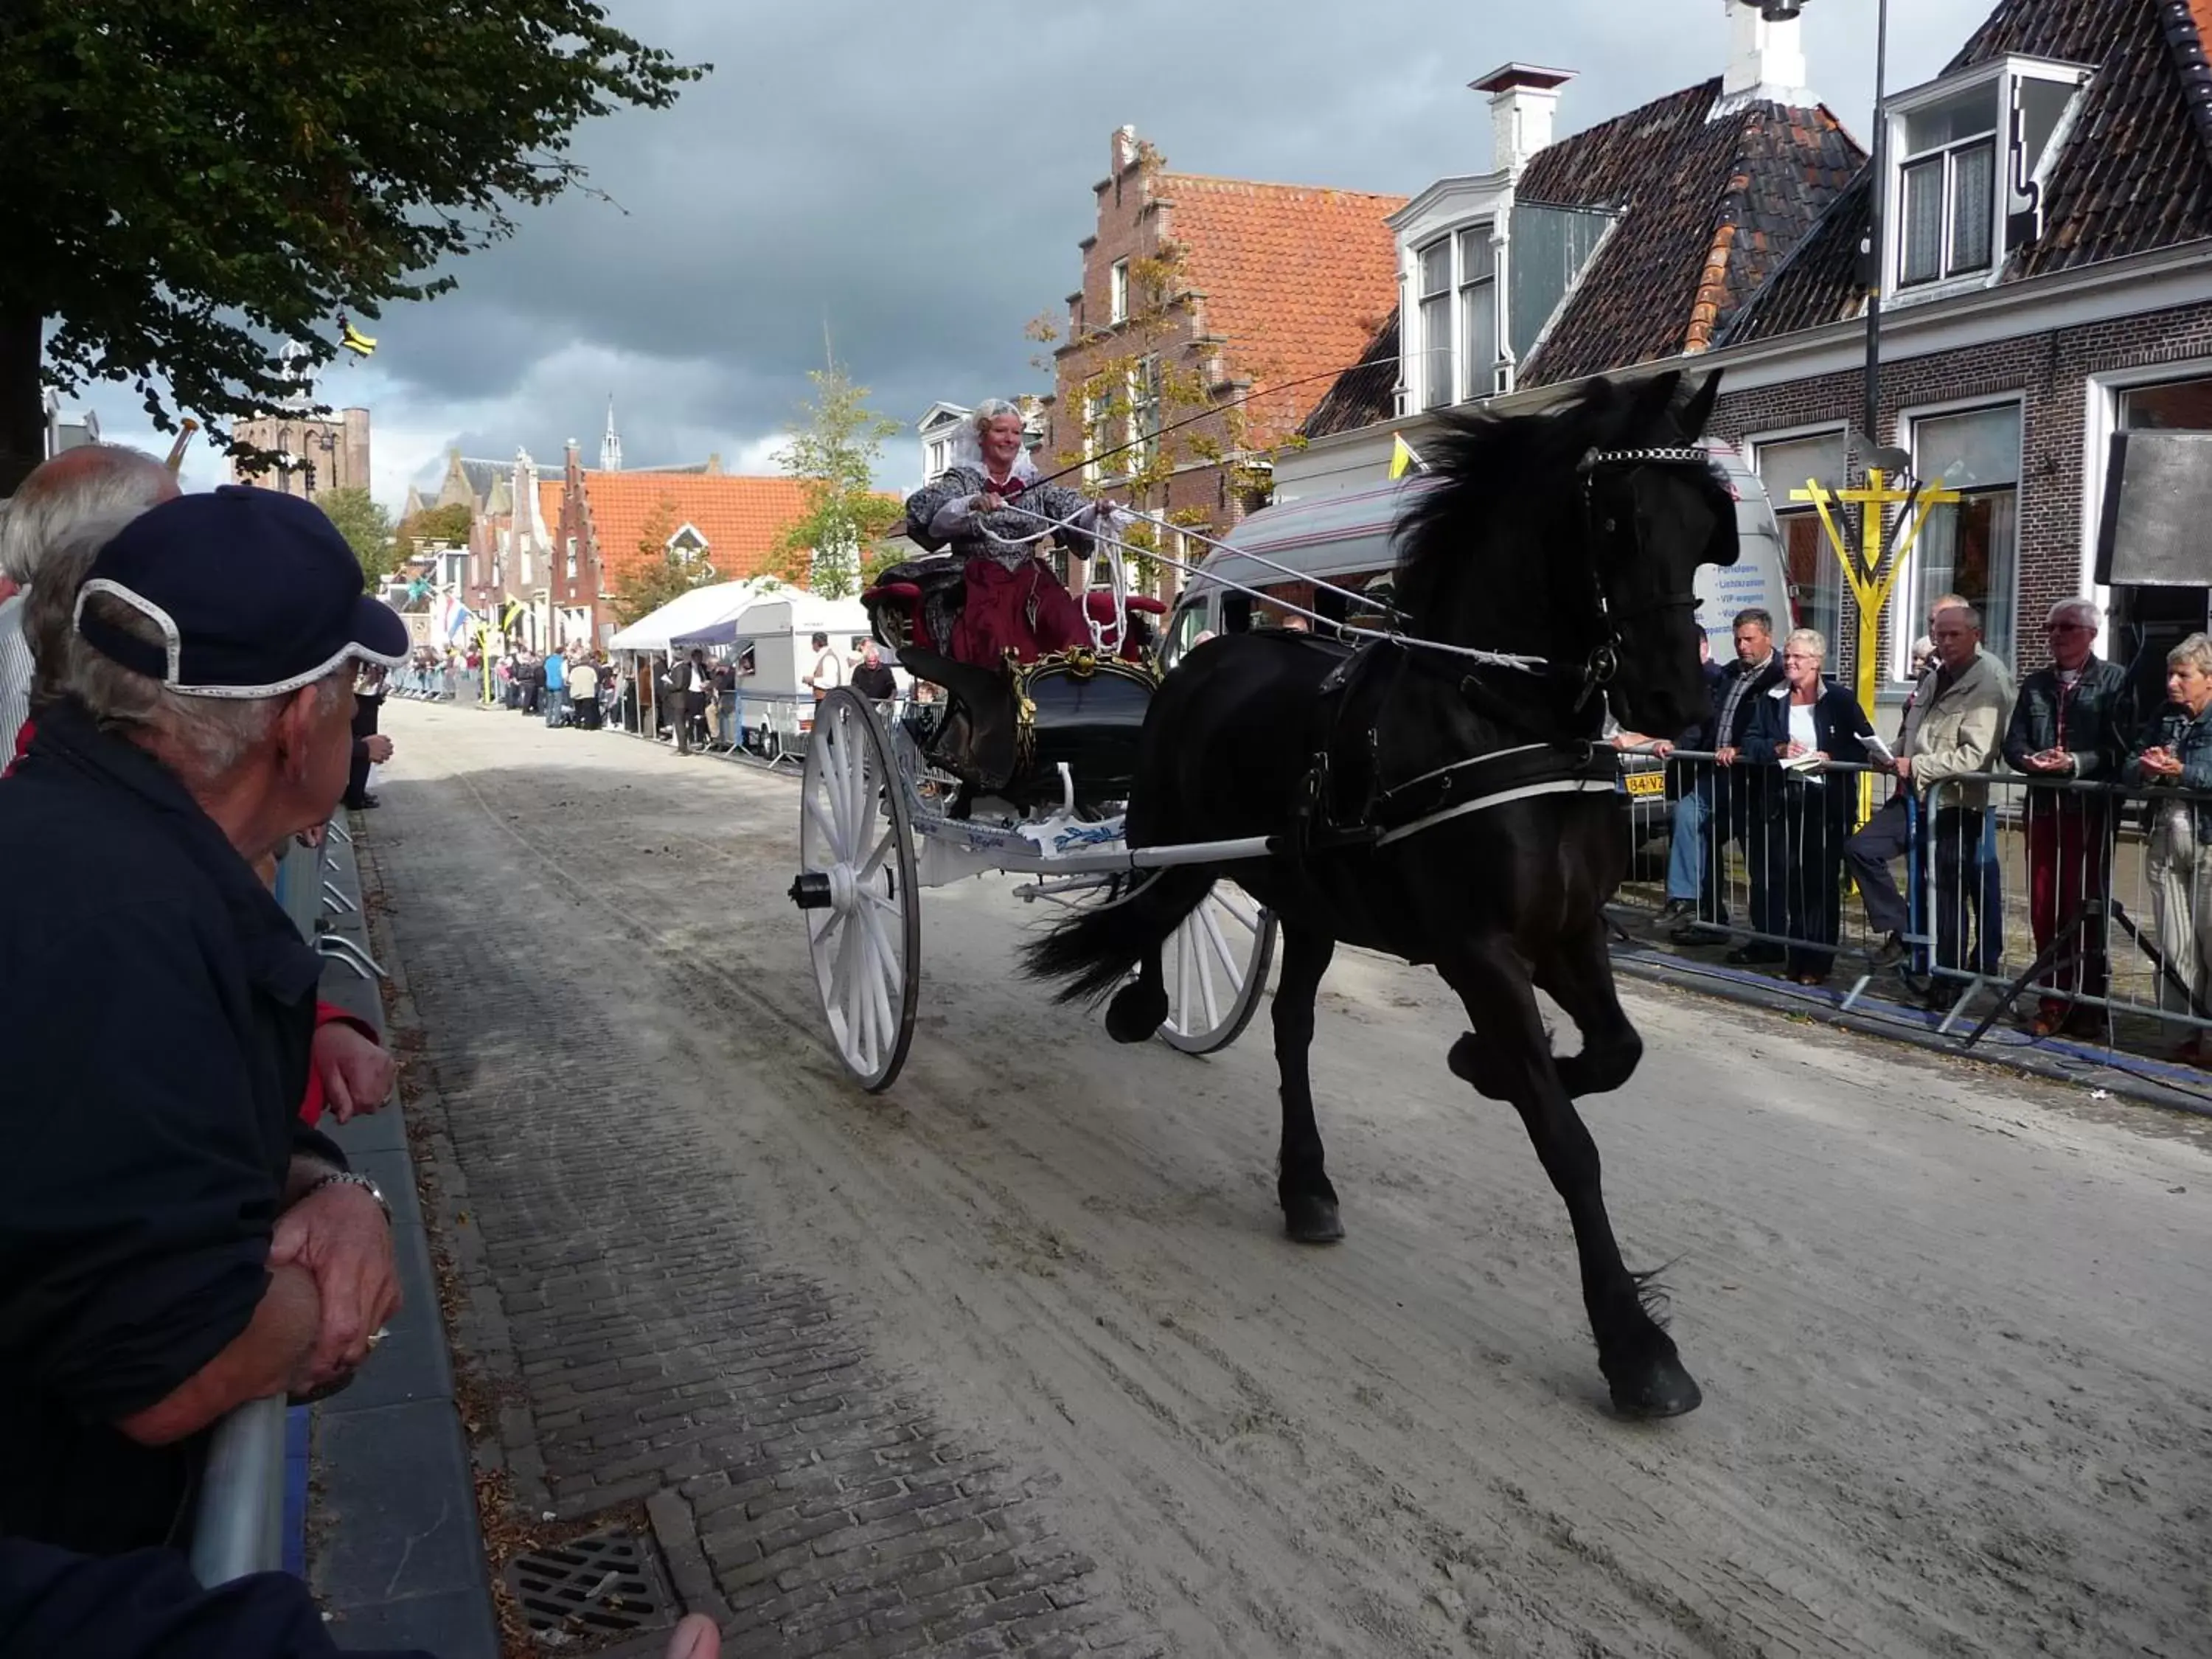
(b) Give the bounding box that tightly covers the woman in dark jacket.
[1742,627,1876,985]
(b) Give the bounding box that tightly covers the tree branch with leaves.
[771,361,902,599]
[0,1,706,491]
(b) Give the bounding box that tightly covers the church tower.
[599,396,623,472]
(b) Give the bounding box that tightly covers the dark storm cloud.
[98,0,1997,497]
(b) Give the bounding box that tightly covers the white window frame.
[667,524,709,566]
[1456,223,1499,403]
[1895,393,2025,682]
[1747,423,1851,661]
[1109,258,1130,325]
[1882,56,2092,305]
[1127,356,1161,474]
[1415,237,1455,411]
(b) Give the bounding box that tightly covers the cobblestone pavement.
[364,720,1157,1658]
[363,700,2212,1659]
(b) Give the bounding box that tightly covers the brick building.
[1288,0,2212,706]
[227,406,372,499]
[1040,127,1405,582]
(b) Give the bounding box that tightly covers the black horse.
[1023,371,1736,1418]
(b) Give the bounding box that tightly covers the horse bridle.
[1568,445,1717,711]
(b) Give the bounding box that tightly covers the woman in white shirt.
[1742,628,1877,985]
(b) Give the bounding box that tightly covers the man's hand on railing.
[310,1021,395,1124]
[2138,745,2185,779]
[268,1181,400,1393]
[1714,745,1738,768]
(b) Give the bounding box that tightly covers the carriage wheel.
[1157,883,1277,1055]
[793,689,919,1091]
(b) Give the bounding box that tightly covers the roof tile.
[1156,174,1405,439]
[1727,0,2212,344]
[580,473,821,587]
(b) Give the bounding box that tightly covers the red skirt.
[950,557,1090,668]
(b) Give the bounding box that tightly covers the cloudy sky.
[100,0,1995,506]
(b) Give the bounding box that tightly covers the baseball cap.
[74,485,408,697]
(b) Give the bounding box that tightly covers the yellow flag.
[1389,433,1422,480]
[339,316,378,358]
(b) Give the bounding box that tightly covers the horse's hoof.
[1608,1354,1703,1419]
[1282,1195,1344,1245]
[1104,982,1168,1044]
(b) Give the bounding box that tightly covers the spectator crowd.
[1621,598,2212,1061]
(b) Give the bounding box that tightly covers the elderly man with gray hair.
[2001,597,2137,1036]
[0,486,408,1553]
[0,444,180,766]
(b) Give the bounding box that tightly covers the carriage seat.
[863,555,965,655]
[1082,590,1167,661]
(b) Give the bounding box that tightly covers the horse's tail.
[1020,864,1216,1006]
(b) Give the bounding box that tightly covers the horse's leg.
[1105,938,1168,1043]
[1272,922,1341,1243]
[1534,913,1643,1099]
[1443,941,1700,1417]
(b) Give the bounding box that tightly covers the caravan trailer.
[727,594,875,759]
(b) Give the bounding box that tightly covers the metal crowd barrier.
[190,829,338,1585]
[1919,771,2212,1046]
[1610,748,2212,1062]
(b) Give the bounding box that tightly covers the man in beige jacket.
[1846,603,2014,987]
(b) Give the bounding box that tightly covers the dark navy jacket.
[0,700,344,1553]
[1742,680,1877,829]
[0,1540,434,1658]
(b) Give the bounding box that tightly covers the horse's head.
[1576,369,1738,739]
[1394,369,1738,740]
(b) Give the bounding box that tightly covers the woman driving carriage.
[903,400,1121,667]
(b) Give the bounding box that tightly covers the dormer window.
[1458,226,1498,400]
[1887,58,2090,296]
[1899,87,1997,285]
[667,524,709,565]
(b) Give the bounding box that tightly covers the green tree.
[609,498,716,625]
[773,362,903,599]
[397,501,473,554]
[0,3,706,492]
[317,487,398,591]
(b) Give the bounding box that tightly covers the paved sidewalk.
[357,749,1158,1656]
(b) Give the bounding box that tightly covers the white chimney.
[1722,1,1808,105]
[1472,64,1576,176]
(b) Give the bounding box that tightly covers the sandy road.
[375,698,2212,1658]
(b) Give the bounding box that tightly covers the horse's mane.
[1391,377,1666,627]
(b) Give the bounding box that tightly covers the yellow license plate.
[1621,769,1668,799]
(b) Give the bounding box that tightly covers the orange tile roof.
[582,471,818,586]
[1157,173,1406,441]
[536,479,563,538]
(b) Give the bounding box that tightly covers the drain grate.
[504,1526,674,1644]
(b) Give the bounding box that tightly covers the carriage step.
[787,872,833,910]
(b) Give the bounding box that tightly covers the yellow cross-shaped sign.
[1790,467,1961,819]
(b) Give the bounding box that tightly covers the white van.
[1162,438,1795,669]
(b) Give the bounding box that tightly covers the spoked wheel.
[1158,882,1278,1054]
[791,689,919,1091]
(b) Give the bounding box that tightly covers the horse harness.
[1290,639,1618,858]
[1285,442,1715,856]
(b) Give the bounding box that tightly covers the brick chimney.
[1472,64,1575,175]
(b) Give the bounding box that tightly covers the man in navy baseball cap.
[74,485,408,692]
[0,485,406,1554]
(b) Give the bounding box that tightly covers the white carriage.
[787,682,1280,1091]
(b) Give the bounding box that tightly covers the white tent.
[605,579,786,654]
